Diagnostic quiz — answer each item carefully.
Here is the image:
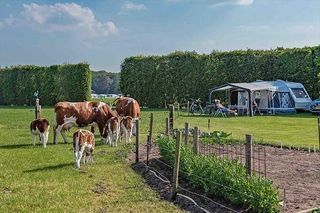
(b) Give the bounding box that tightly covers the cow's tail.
[112,97,120,105]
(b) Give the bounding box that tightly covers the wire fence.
[134,113,320,212]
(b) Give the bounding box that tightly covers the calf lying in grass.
[30,118,50,148]
[73,129,95,169]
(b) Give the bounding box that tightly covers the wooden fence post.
[35,97,41,119]
[172,131,182,200]
[135,119,140,163]
[245,134,253,176]
[208,119,210,131]
[169,105,174,133]
[193,127,199,154]
[165,117,169,135]
[184,123,189,145]
[149,113,154,141]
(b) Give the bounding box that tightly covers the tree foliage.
[92,71,120,94]
[0,63,91,105]
[120,46,320,107]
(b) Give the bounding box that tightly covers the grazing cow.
[120,116,133,145]
[30,119,50,148]
[115,97,140,135]
[103,117,120,147]
[53,101,117,144]
[73,129,95,169]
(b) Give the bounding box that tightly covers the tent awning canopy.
[210,82,278,92]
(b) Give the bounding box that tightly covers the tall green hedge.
[120,46,320,107]
[0,63,91,105]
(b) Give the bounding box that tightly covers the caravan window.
[291,88,309,99]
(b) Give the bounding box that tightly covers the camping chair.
[213,108,227,117]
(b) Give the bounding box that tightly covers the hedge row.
[0,63,91,106]
[120,46,320,107]
[156,135,280,212]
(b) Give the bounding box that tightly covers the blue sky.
[0,0,319,72]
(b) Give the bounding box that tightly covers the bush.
[156,135,280,212]
[121,46,320,107]
[0,63,91,105]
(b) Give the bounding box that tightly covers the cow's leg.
[32,133,36,146]
[132,120,136,136]
[113,132,117,147]
[39,133,46,148]
[39,133,44,145]
[115,128,120,147]
[91,126,95,134]
[127,130,131,145]
[76,146,85,169]
[61,129,68,144]
[83,152,86,164]
[45,131,49,148]
[98,124,107,144]
[54,125,63,144]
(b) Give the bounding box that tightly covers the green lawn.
[0,107,181,212]
[0,106,318,211]
[172,111,319,148]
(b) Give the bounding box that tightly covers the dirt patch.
[3,187,12,194]
[92,182,109,195]
[129,144,246,213]
[132,162,245,213]
[128,143,320,213]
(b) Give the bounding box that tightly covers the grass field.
[172,112,319,148]
[0,106,318,211]
[0,107,181,212]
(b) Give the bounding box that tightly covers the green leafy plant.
[156,135,281,213]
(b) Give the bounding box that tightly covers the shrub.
[121,46,320,107]
[0,63,91,105]
[156,135,280,212]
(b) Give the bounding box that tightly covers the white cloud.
[235,0,254,6]
[210,0,254,7]
[4,3,117,37]
[122,1,147,11]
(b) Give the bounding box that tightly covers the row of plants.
[156,135,280,212]
[121,46,320,107]
[0,63,92,105]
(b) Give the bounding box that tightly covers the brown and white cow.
[103,117,120,147]
[53,101,117,144]
[73,129,95,169]
[30,118,50,148]
[120,116,133,145]
[115,97,140,135]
